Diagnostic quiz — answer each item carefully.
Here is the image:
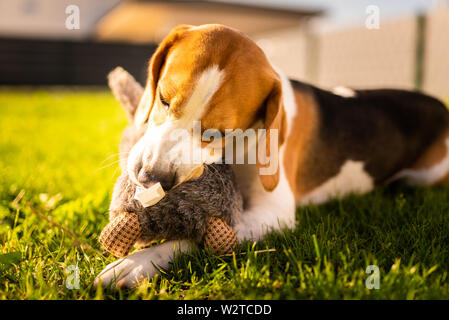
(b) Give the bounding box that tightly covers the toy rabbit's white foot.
[94,240,192,288]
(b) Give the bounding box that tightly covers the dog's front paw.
[94,248,158,288]
[94,240,192,288]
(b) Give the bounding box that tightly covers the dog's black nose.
[137,168,174,190]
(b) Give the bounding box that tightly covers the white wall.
[423,6,449,97]
[0,0,120,40]
[257,6,449,98]
[315,16,418,91]
[254,25,310,82]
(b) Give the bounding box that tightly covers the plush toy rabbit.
[99,67,242,257]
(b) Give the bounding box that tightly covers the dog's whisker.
[111,165,121,180]
[100,152,129,165]
[97,159,123,171]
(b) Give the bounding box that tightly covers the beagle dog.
[96,24,449,288]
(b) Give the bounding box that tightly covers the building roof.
[95,0,323,43]
[139,0,324,17]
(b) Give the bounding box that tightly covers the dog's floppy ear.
[134,25,192,126]
[257,78,286,191]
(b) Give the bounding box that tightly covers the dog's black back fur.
[291,79,449,189]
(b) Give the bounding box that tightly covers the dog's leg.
[95,240,193,288]
[234,202,296,242]
[391,132,449,187]
[232,164,296,242]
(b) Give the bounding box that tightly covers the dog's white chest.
[231,149,296,241]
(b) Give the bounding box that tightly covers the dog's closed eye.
[159,91,170,110]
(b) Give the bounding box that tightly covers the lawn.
[1,88,449,299]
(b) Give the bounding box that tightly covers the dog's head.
[125,24,285,191]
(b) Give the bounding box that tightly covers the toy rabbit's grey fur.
[107,67,243,248]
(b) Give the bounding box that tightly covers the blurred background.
[0,0,448,97]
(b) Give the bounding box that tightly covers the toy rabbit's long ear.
[107,67,144,122]
[134,25,192,126]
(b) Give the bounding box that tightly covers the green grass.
[1,88,449,299]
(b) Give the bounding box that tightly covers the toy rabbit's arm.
[99,212,141,258]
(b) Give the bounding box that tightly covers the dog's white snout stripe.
[127,65,225,186]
